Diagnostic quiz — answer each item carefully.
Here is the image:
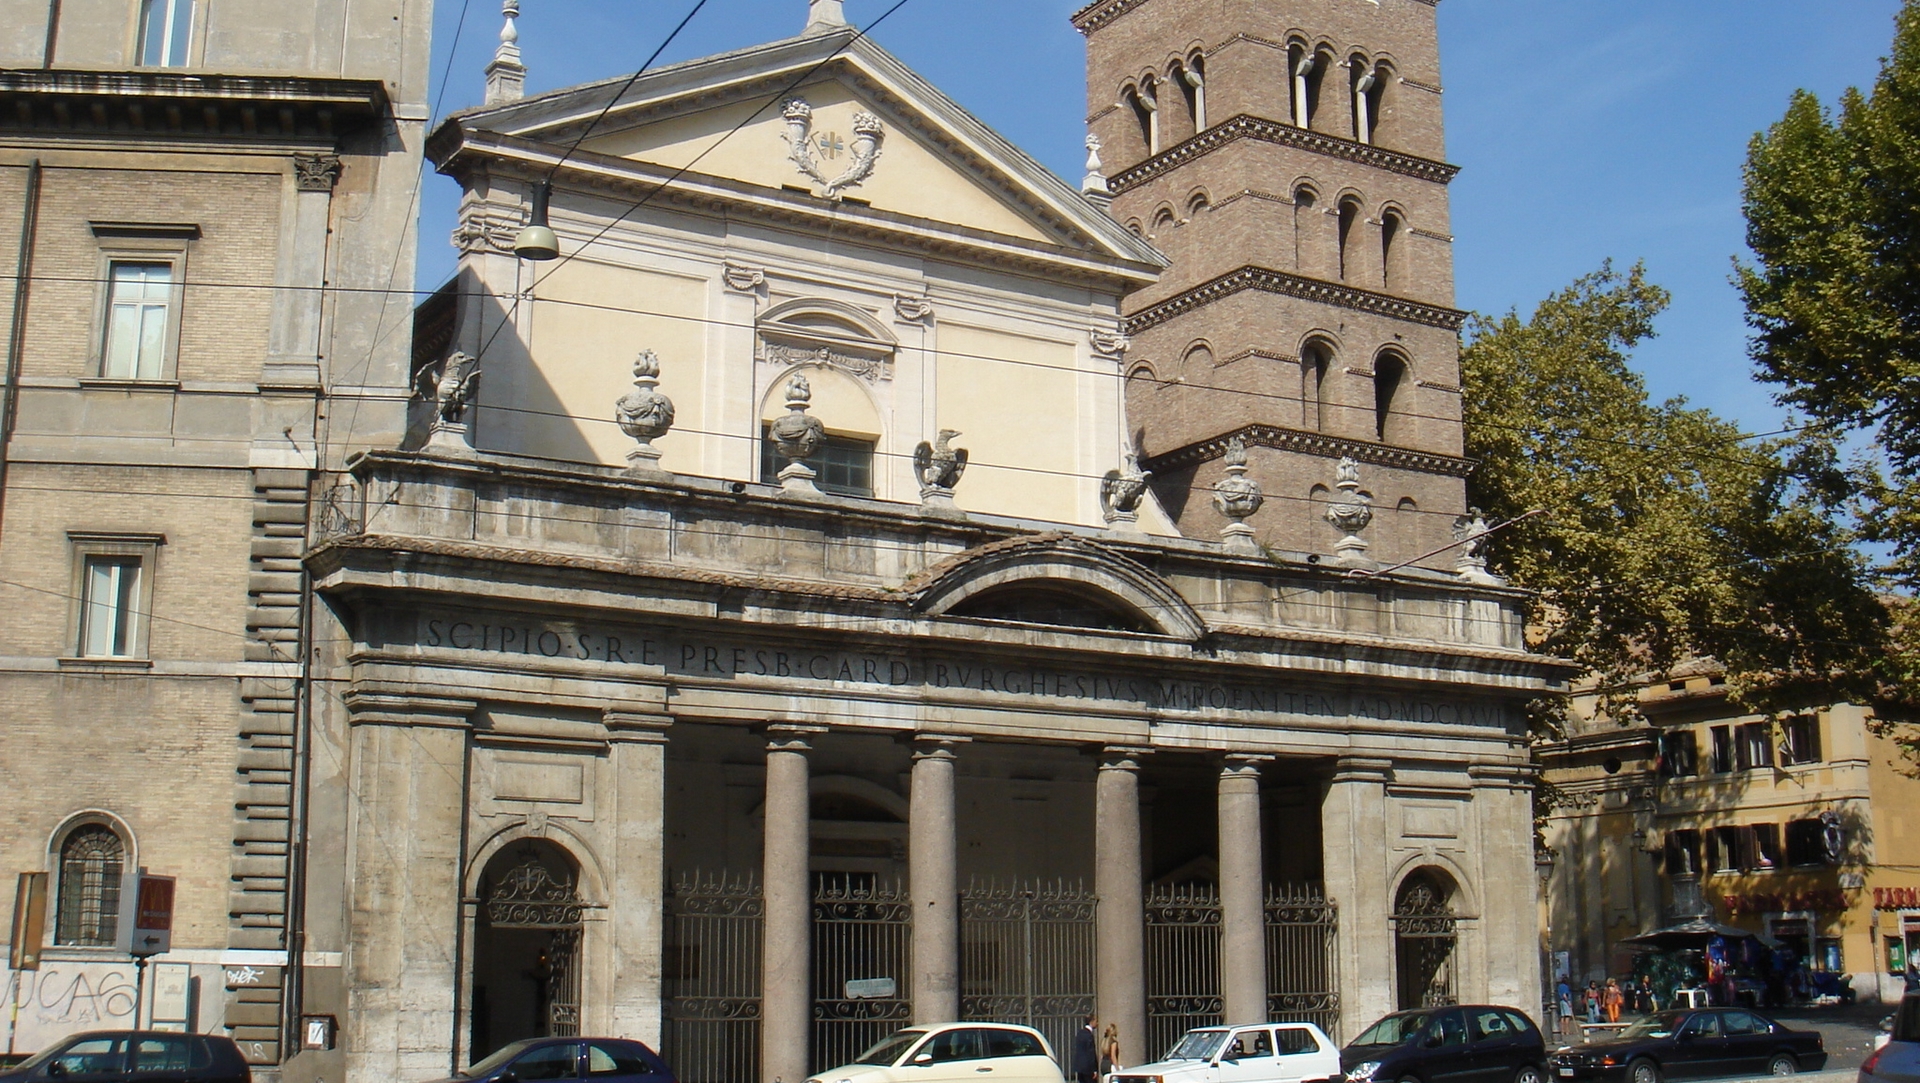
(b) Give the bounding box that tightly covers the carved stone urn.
[614,350,675,477]
[1102,451,1151,533]
[768,374,827,493]
[1211,436,1264,553]
[1324,456,1375,568]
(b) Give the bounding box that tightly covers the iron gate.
[1144,884,1222,1058]
[960,879,1096,1067]
[1394,876,1458,1009]
[485,853,585,1040]
[812,874,913,1073]
[1264,886,1340,1040]
[662,872,763,1083]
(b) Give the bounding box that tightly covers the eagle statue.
[914,429,968,491]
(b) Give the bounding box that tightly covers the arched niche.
[759,364,882,440]
[909,534,1207,641]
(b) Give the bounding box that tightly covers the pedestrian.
[1602,978,1624,1023]
[1585,981,1603,1024]
[1101,1023,1122,1080]
[1073,1014,1099,1083]
[1906,958,1920,994]
[1639,976,1659,1013]
[1557,978,1575,1037]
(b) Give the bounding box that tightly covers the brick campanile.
[1076,0,1472,567]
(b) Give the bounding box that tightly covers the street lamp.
[1536,848,1558,1033]
[513,181,559,261]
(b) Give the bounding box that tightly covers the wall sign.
[1723,890,1851,916]
[1875,887,1920,910]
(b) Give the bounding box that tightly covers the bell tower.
[1077,0,1472,567]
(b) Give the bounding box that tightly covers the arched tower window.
[55,822,126,947]
[1374,352,1408,442]
[1368,62,1397,146]
[1336,198,1362,282]
[1380,210,1404,291]
[1352,58,1388,144]
[1288,43,1313,128]
[1180,55,1206,133]
[1292,185,1318,271]
[1302,341,1334,431]
[1131,77,1161,156]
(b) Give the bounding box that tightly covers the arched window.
[1182,342,1215,376]
[1179,55,1206,133]
[1352,58,1387,144]
[1374,352,1407,442]
[55,822,125,947]
[1380,210,1404,291]
[1187,189,1211,217]
[1293,185,1318,271]
[1152,206,1178,236]
[1368,62,1396,146]
[1288,42,1315,128]
[1302,341,1333,431]
[1129,78,1161,156]
[1336,198,1362,281]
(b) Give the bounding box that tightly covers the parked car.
[0,1031,252,1083]
[1341,1005,1547,1083]
[434,1037,676,1083]
[1862,990,1920,1083]
[806,1023,1065,1083]
[1108,1022,1341,1083]
[1548,1007,1826,1083]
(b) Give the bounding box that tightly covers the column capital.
[1099,745,1154,772]
[1329,756,1394,784]
[911,734,971,762]
[764,722,827,752]
[1220,752,1273,779]
[603,709,672,744]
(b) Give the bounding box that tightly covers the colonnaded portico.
[296,447,1569,1083]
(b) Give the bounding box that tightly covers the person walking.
[1585,981,1603,1025]
[1602,978,1624,1023]
[1557,978,1575,1038]
[1073,1014,1099,1083]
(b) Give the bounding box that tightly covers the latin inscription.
[409,615,1505,726]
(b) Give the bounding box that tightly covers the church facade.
[286,3,1570,1083]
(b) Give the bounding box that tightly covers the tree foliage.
[1739,0,1920,583]
[1461,262,1906,734]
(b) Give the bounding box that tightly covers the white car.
[808,1022,1068,1083]
[1111,1023,1342,1083]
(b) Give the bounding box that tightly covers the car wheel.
[1628,1059,1660,1083]
[1768,1055,1797,1076]
[1515,1066,1546,1083]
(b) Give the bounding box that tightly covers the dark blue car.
[1342,1005,1548,1083]
[430,1038,677,1083]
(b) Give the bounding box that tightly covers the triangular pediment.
[440,31,1164,270]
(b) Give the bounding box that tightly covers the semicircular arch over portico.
[906,532,1208,641]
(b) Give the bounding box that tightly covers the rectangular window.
[1781,716,1822,765]
[1659,730,1699,777]
[1786,819,1825,867]
[1739,723,1775,770]
[138,0,192,66]
[1664,829,1701,875]
[759,429,876,497]
[1710,725,1734,773]
[102,262,173,380]
[1752,823,1781,870]
[80,556,142,658]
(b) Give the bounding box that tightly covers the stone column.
[606,708,673,1044]
[1322,757,1393,1038]
[1096,748,1150,1065]
[1470,763,1541,1015]
[763,725,823,1083]
[338,691,477,1083]
[911,735,968,1024]
[1218,755,1270,1025]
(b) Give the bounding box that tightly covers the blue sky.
[417,0,1907,437]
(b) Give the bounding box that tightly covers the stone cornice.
[1110,114,1460,192]
[1070,0,1154,33]
[1141,422,1475,479]
[0,69,390,140]
[1124,264,1468,333]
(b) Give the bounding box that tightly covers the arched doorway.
[471,841,585,1059]
[1393,869,1458,1009]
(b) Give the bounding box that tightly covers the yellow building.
[1541,664,1920,1006]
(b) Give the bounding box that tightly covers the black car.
[0,1031,251,1083]
[1342,1005,1549,1083]
[432,1038,676,1083]
[1549,1008,1827,1083]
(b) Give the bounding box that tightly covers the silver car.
[1863,992,1920,1083]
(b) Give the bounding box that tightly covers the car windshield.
[1618,1013,1687,1040]
[11,1042,71,1072]
[465,1040,541,1078]
[855,1030,928,1066]
[1352,1013,1432,1047]
[1166,1031,1231,1061]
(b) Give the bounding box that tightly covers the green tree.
[1462,262,1902,733]
[1739,0,1920,584]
